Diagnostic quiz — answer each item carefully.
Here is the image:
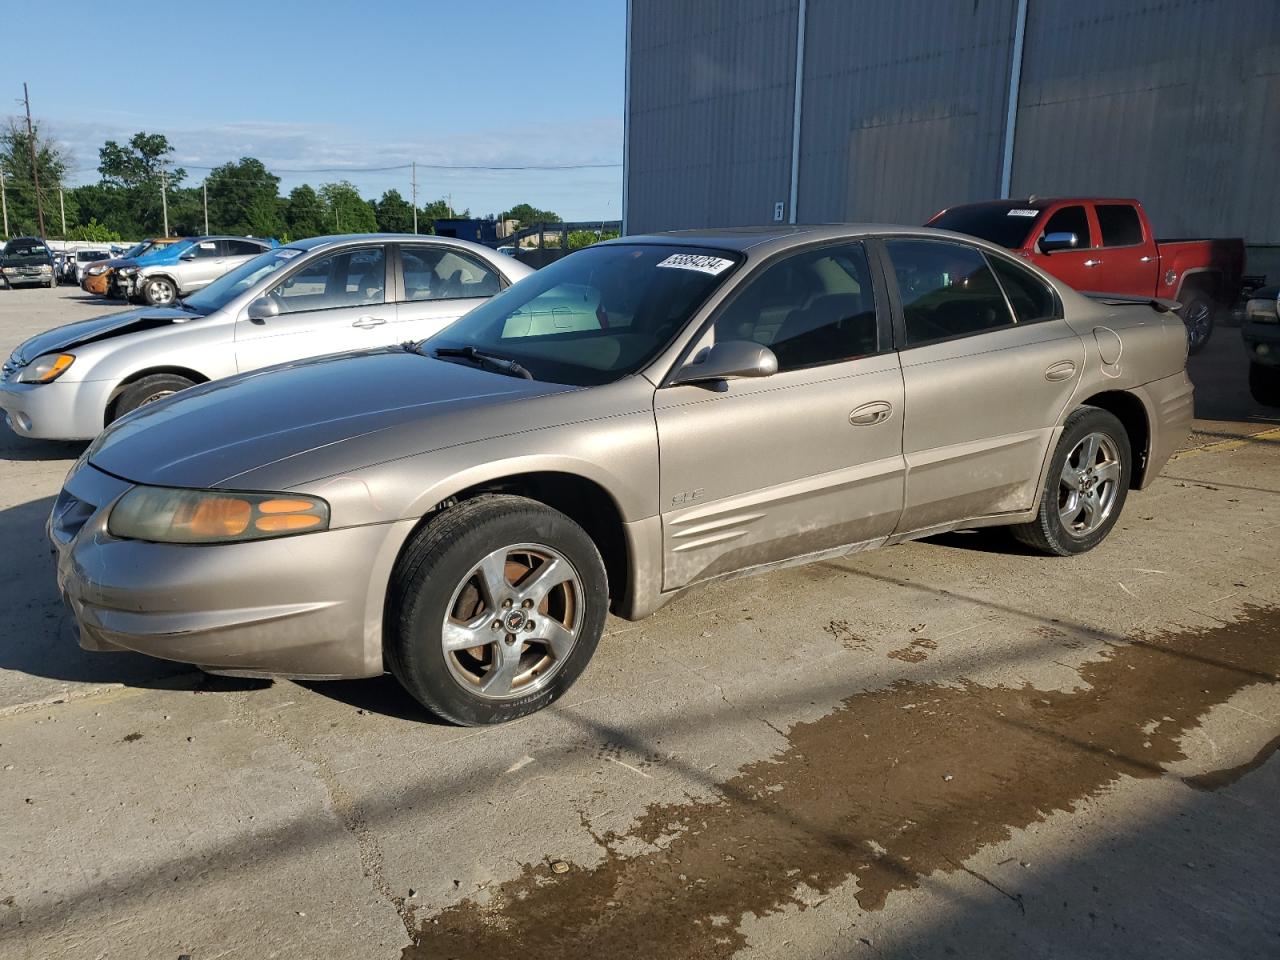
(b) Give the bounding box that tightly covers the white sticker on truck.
[1007,208,1039,217]
[656,253,735,275]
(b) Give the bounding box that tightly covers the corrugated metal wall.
[626,0,799,234]
[797,0,1018,224]
[1012,0,1280,242]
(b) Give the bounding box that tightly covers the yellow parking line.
[1172,426,1280,460]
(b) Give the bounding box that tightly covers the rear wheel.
[1012,406,1132,556]
[109,373,197,423]
[386,495,608,726]
[142,276,177,306]
[1249,361,1280,407]
[1179,288,1216,355]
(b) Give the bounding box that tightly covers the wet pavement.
[1,287,1278,959]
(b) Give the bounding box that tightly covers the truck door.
[1092,202,1160,296]
[1027,203,1102,292]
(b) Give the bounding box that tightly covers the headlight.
[108,486,330,543]
[88,265,107,276]
[16,353,75,383]
[39,264,52,273]
[1246,298,1279,323]
[117,266,138,276]
[1,267,14,274]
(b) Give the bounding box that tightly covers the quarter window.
[988,256,1059,324]
[401,247,501,301]
[271,247,386,313]
[885,239,1014,346]
[1095,204,1145,247]
[712,243,879,371]
[1040,206,1091,249]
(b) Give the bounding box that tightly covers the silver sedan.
[0,234,532,439]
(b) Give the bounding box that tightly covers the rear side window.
[988,256,1059,324]
[401,247,501,301]
[1040,206,1091,248]
[1095,204,1144,247]
[885,239,1014,347]
[225,239,267,256]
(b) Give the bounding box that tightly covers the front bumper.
[3,271,51,287]
[82,273,111,296]
[1243,321,1280,368]
[50,463,416,679]
[0,378,115,440]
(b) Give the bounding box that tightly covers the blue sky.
[6,0,625,220]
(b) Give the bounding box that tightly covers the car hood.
[87,349,579,489]
[10,306,195,364]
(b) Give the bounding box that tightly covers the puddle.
[404,606,1280,959]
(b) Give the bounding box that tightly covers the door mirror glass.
[671,340,778,385]
[246,295,280,322]
[179,250,197,261]
[1040,232,1079,254]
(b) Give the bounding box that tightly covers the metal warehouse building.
[623,0,1279,271]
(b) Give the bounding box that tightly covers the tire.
[142,276,177,306]
[1179,288,1216,355]
[1012,406,1132,556]
[386,494,608,726]
[1249,362,1280,407]
[109,373,197,423]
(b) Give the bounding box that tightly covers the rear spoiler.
[1082,292,1180,313]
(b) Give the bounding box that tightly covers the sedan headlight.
[16,353,75,383]
[117,265,138,276]
[108,486,330,543]
[87,265,108,276]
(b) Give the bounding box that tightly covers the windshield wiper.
[432,345,533,380]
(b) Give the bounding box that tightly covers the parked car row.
[79,235,279,305]
[3,225,1196,725]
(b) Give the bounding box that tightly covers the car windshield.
[423,244,741,386]
[3,240,47,260]
[77,251,107,262]
[929,204,1043,249]
[181,247,305,313]
[122,242,149,258]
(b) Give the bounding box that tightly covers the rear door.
[882,237,1084,533]
[233,245,392,371]
[1092,202,1159,296]
[655,241,905,590]
[1026,203,1102,291]
[394,244,506,342]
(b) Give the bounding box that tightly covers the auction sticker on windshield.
[1007,208,1040,217]
[656,253,735,275]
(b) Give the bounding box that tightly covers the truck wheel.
[142,276,177,306]
[1179,289,1215,355]
[386,494,608,726]
[110,373,197,422]
[1249,362,1280,407]
[1011,406,1132,556]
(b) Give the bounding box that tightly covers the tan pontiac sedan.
[52,226,1193,724]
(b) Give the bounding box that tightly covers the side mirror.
[1040,231,1080,254]
[670,340,779,386]
[246,295,280,322]
[179,250,197,261]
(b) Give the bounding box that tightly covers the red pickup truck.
[926,198,1245,354]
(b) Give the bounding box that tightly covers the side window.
[885,239,1014,347]
[1095,204,1145,247]
[271,247,385,313]
[1040,205,1091,248]
[988,255,1059,324]
[401,247,501,302]
[711,243,879,371]
[190,240,222,259]
[225,239,267,256]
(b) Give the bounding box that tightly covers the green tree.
[418,198,467,233]
[204,157,281,236]
[72,218,121,242]
[502,202,561,227]
[319,181,377,233]
[284,184,328,241]
[566,229,620,250]
[374,189,415,233]
[97,131,183,236]
[1,120,72,237]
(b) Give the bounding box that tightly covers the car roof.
[603,223,1013,258]
[286,233,502,253]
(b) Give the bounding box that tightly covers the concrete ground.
[1,286,1278,960]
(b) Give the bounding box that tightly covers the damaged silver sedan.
[0,234,531,439]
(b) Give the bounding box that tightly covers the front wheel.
[386,495,608,725]
[142,276,177,306]
[1012,406,1132,556]
[1180,290,1216,355]
[109,373,197,423]
[1249,361,1280,407]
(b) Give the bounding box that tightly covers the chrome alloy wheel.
[1184,300,1212,351]
[139,390,176,406]
[146,278,176,305]
[1059,432,1122,538]
[441,543,583,700]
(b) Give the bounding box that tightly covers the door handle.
[1083,259,1103,267]
[351,316,387,329]
[1139,255,1156,263]
[849,401,893,426]
[1044,360,1077,382]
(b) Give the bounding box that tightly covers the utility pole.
[0,172,8,239]
[160,168,169,236]
[58,186,66,238]
[22,82,46,239]
[203,180,209,235]
[411,160,418,234]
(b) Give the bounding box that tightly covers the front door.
[1027,203,1103,291]
[655,241,905,591]
[176,239,228,292]
[234,245,392,371]
[883,237,1085,533]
